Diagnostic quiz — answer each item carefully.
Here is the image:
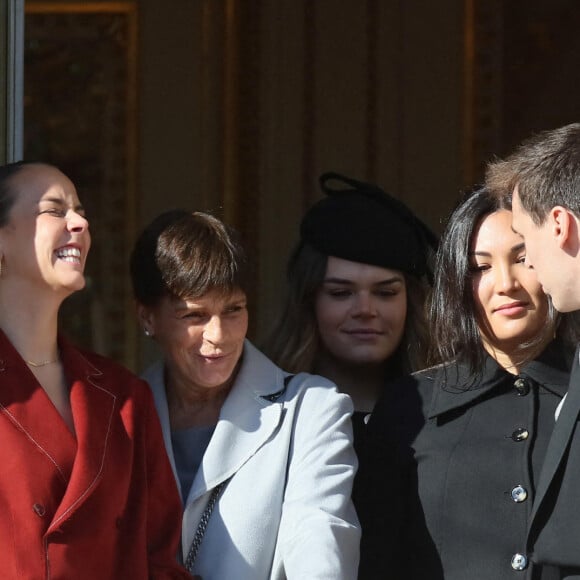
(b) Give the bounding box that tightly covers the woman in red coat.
[0,161,189,579]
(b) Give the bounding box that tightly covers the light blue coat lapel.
[142,362,180,489]
[143,341,287,505]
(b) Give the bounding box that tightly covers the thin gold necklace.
[25,356,59,368]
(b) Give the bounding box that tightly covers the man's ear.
[551,206,579,252]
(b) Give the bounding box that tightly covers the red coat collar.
[0,330,117,531]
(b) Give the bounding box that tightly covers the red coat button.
[32,503,46,517]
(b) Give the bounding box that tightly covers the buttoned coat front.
[144,340,361,580]
[358,341,575,580]
[0,331,188,579]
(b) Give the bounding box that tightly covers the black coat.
[357,341,579,580]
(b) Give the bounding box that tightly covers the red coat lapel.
[0,332,77,484]
[0,331,118,530]
[49,337,116,529]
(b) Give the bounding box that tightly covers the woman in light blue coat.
[130,209,360,580]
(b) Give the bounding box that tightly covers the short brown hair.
[130,209,248,306]
[487,123,580,224]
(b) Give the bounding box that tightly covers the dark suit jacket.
[357,341,577,580]
[529,348,580,579]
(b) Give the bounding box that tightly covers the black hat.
[300,172,438,277]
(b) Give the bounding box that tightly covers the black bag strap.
[185,373,295,573]
[184,478,230,573]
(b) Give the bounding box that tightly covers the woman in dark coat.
[357,187,580,580]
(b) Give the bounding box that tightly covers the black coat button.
[514,377,530,396]
[511,428,529,442]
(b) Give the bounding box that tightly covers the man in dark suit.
[487,123,580,579]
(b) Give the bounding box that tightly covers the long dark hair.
[429,187,571,374]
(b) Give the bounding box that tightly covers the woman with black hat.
[264,172,437,453]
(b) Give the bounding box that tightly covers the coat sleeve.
[356,388,408,579]
[356,375,432,579]
[141,384,191,579]
[273,377,361,579]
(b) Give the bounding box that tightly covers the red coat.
[0,331,189,579]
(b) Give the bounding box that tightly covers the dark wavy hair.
[429,186,580,374]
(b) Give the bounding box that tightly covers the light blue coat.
[144,340,360,580]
